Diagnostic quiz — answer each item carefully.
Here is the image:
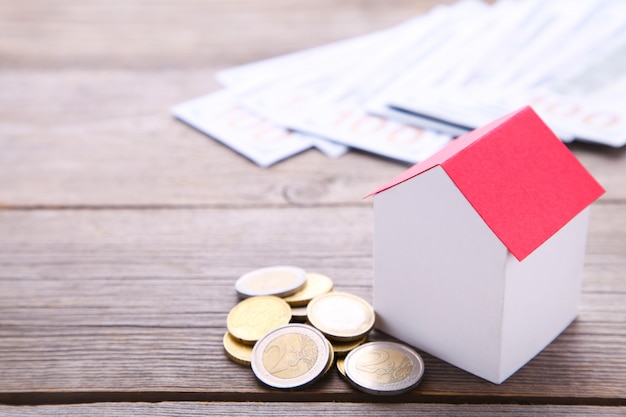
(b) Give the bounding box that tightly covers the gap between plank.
[0,391,624,407]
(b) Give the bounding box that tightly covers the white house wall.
[373,165,510,383]
[499,207,590,382]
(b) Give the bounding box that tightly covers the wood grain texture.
[1,402,625,417]
[0,402,626,417]
[0,206,624,403]
[0,0,455,69]
[0,70,625,208]
[0,0,625,413]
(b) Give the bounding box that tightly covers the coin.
[251,323,332,389]
[227,296,291,345]
[282,272,334,307]
[290,305,308,323]
[331,334,368,357]
[235,266,307,298]
[307,292,375,342]
[336,357,347,379]
[323,337,335,377]
[344,341,425,396]
[222,331,253,366]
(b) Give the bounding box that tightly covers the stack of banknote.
[173,0,626,167]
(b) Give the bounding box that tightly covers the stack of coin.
[224,267,337,370]
[223,265,425,395]
[234,266,335,324]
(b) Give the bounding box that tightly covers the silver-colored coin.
[344,341,424,396]
[307,292,375,342]
[251,323,332,389]
[235,265,307,298]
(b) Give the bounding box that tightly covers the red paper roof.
[368,106,605,261]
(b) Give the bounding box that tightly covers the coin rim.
[336,357,347,379]
[235,265,307,298]
[344,341,425,396]
[251,323,331,389]
[331,334,368,356]
[282,272,334,307]
[222,331,253,366]
[323,337,335,377]
[290,305,308,323]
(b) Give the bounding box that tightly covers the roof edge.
[364,106,532,199]
[363,164,442,199]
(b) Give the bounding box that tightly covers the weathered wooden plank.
[568,143,626,203]
[1,205,624,400]
[1,402,625,416]
[0,320,624,399]
[0,0,447,69]
[0,204,623,289]
[0,70,625,208]
[2,0,623,413]
[0,207,375,281]
[0,70,406,207]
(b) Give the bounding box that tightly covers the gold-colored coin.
[307,292,375,342]
[235,266,307,298]
[331,334,368,357]
[251,324,332,389]
[323,336,335,377]
[336,357,347,379]
[222,331,253,366]
[290,305,308,323]
[227,296,291,345]
[282,272,334,307]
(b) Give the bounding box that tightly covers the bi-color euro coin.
[344,341,424,396]
[235,266,307,298]
[251,324,332,389]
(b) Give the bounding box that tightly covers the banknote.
[378,0,626,146]
[175,0,625,170]
[216,21,396,95]
[172,90,316,167]
[229,6,459,163]
[524,36,626,147]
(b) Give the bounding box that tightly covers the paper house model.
[367,106,604,384]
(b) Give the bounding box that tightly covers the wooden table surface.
[1,0,625,415]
